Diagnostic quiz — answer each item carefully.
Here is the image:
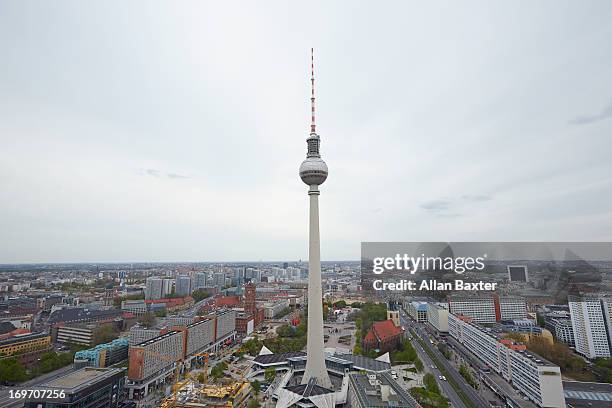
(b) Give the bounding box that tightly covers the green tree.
[93,325,119,345]
[265,367,276,383]
[0,358,28,383]
[192,289,211,302]
[211,362,228,380]
[251,379,261,396]
[414,358,424,372]
[248,400,261,408]
[333,300,347,308]
[423,373,440,394]
[154,309,167,317]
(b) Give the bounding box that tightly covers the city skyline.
[2,2,612,263]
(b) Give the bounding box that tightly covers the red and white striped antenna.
[310,48,316,134]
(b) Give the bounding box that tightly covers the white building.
[569,295,612,359]
[448,296,497,323]
[499,296,527,321]
[427,303,449,333]
[449,314,565,408]
[448,295,526,323]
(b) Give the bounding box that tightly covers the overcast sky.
[1,1,611,263]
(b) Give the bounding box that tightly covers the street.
[400,311,490,408]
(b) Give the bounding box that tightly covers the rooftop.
[44,367,125,391]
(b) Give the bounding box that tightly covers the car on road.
[431,365,435,369]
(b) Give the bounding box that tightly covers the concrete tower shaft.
[300,48,332,389]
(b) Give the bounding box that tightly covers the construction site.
[159,380,251,408]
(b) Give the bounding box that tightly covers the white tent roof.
[258,345,273,356]
[375,352,391,364]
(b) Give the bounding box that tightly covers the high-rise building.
[507,265,529,282]
[299,49,331,388]
[175,275,192,296]
[193,272,208,290]
[162,278,173,296]
[569,295,612,359]
[145,277,164,300]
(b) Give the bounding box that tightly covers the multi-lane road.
[399,311,490,408]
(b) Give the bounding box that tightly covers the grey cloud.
[167,173,191,179]
[139,168,161,177]
[420,200,452,211]
[461,194,492,202]
[570,102,612,125]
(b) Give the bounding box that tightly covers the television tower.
[299,48,331,388]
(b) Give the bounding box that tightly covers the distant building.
[507,265,529,282]
[448,295,526,323]
[193,272,208,290]
[23,367,126,408]
[144,277,164,300]
[176,275,192,296]
[407,301,428,322]
[48,307,122,326]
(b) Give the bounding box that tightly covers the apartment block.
[569,295,612,359]
[448,295,526,323]
[427,303,449,333]
[449,314,565,408]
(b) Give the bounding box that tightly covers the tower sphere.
[299,156,328,186]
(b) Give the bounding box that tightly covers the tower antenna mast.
[311,48,316,134]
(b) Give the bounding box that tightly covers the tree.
[0,358,28,383]
[251,379,261,396]
[192,289,210,302]
[265,367,276,383]
[137,313,157,328]
[211,362,228,380]
[154,309,167,317]
[414,358,424,372]
[197,372,207,383]
[93,325,119,345]
[248,401,261,408]
[423,373,440,394]
[333,300,347,308]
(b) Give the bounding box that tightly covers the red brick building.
[362,319,403,354]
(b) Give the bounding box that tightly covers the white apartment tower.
[569,295,612,359]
